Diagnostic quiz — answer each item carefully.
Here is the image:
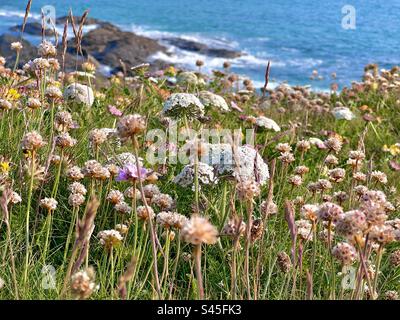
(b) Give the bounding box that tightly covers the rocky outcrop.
[162,37,242,59]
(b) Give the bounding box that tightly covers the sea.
[1,0,399,91]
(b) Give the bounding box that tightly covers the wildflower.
[181,215,218,245]
[254,116,281,132]
[288,175,303,187]
[67,166,84,181]
[384,291,399,300]
[115,224,129,235]
[162,93,205,119]
[38,40,57,57]
[369,224,395,245]
[276,143,292,153]
[383,144,400,156]
[176,71,199,86]
[45,86,63,100]
[333,191,348,204]
[10,42,23,52]
[309,137,326,149]
[98,229,123,249]
[68,182,87,195]
[198,91,230,112]
[8,191,22,205]
[27,98,41,110]
[332,107,355,120]
[68,193,85,207]
[325,154,339,166]
[332,242,357,265]
[116,163,148,182]
[277,252,292,273]
[157,211,189,229]
[64,83,94,107]
[106,190,124,205]
[220,217,246,237]
[124,187,141,200]
[40,197,58,212]
[82,61,96,73]
[353,172,366,182]
[152,193,174,210]
[236,180,261,201]
[354,185,368,197]
[296,140,311,152]
[21,131,46,151]
[48,58,60,70]
[294,165,309,176]
[316,179,332,192]
[317,202,343,222]
[114,202,132,215]
[82,160,103,178]
[136,205,155,221]
[296,219,312,241]
[70,267,97,299]
[54,111,74,132]
[278,152,295,164]
[56,132,77,148]
[389,250,400,267]
[336,210,367,238]
[328,168,346,183]
[370,171,388,184]
[260,200,278,218]
[0,99,12,111]
[174,162,216,189]
[116,114,146,141]
[89,129,108,146]
[108,104,123,117]
[349,150,365,161]
[300,204,319,221]
[324,137,342,153]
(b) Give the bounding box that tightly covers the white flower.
[176,71,198,85]
[332,107,355,120]
[198,91,229,112]
[162,93,205,119]
[255,116,281,132]
[64,83,94,107]
[202,144,269,186]
[174,162,217,188]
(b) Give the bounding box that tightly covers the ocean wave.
[0,8,41,20]
[124,23,239,50]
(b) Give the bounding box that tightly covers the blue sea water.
[1,0,399,90]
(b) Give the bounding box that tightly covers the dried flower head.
[332,242,357,265]
[70,267,97,299]
[106,189,124,205]
[40,197,58,211]
[116,114,146,140]
[181,215,218,245]
[21,131,46,151]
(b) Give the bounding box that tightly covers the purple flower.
[116,163,148,182]
[108,105,123,117]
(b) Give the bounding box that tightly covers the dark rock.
[68,23,168,73]
[162,37,242,59]
[9,22,58,36]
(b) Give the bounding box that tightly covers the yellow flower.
[6,88,20,101]
[0,161,10,174]
[383,144,400,156]
[164,66,177,77]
